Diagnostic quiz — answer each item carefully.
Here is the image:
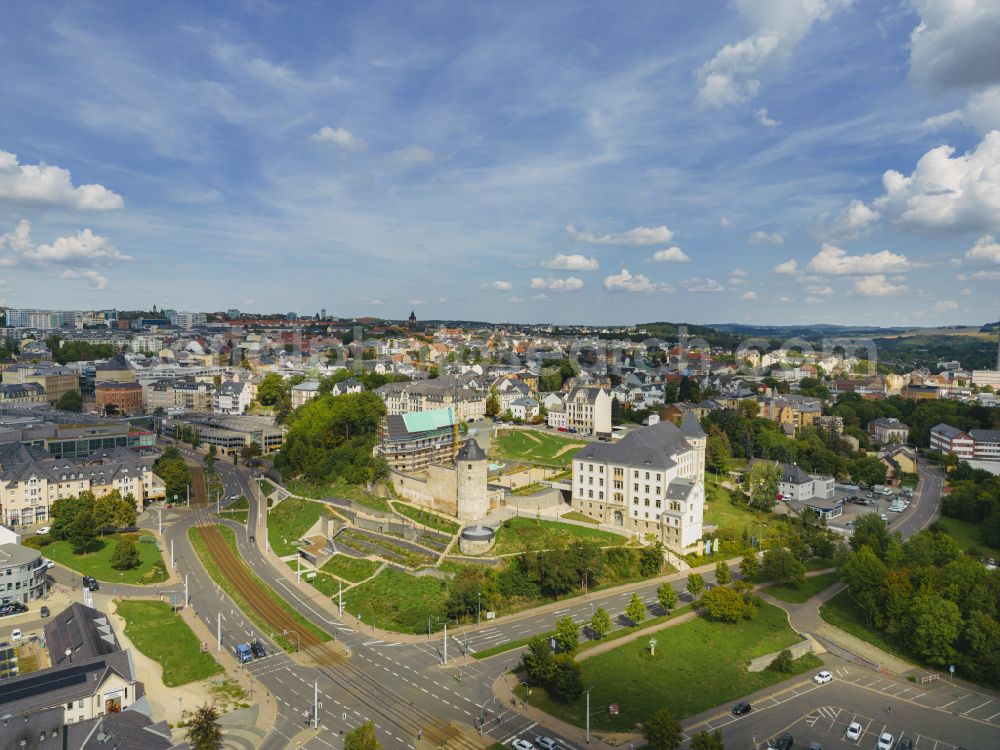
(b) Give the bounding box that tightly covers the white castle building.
[570,412,706,550]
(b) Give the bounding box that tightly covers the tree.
[739,552,759,579]
[485,389,500,417]
[50,493,92,540]
[714,560,731,585]
[910,589,962,667]
[554,615,579,654]
[344,720,381,750]
[639,542,664,577]
[686,572,704,598]
[643,707,683,750]
[110,538,140,570]
[625,592,646,624]
[590,606,612,639]
[746,462,781,511]
[705,431,731,477]
[657,583,678,614]
[761,549,805,587]
[240,441,262,464]
[256,373,288,406]
[849,455,888,488]
[839,546,887,627]
[691,730,724,750]
[521,637,555,685]
[186,704,223,750]
[68,509,97,554]
[768,649,794,674]
[549,654,583,703]
[56,389,83,412]
[849,513,891,559]
[702,586,748,623]
[738,399,760,418]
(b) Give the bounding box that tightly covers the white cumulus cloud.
[807,242,910,275]
[697,0,853,107]
[741,290,759,300]
[773,259,799,275]
[60,268,108,290]
[0,220,129,267]
[681,277,725,293]
[481,280,512,291]
[720,216,732,227]
[874,131,1000,234]
[749,230,784,245]
[909,0,1000,94]
[566,224,673,246]
[755,108,780,127]
[651,247,690,263]
[530,276,584,293]
[542,253,599,271]
[823,199,880,240]
[310,126,364,148]
[966,234,1000,264]
[603,269,673,294]
[851,274,907,296]
[934,299,960,312]
[0,149,123,210]
[390,146,435,165]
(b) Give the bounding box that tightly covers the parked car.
[876,733,894,750]
[10,629,22,641]
[732,701,752,715]
[772,733,793,750]
[234,643,253,663]
[535,738,557,750]
[39,606,50,618]
[880,513,889,522]
[511,740,533,750]
[250,639,266,658]
[896,738,913,750]
[845,722,862,741]
[807,743,822,750]
[82,575,100,591]
[35,526,51,535]
[813,670,833,684]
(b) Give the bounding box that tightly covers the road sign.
[949,665,955,674]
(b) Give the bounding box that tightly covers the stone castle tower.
[455,437,488,523]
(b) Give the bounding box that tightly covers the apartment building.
[173,311,207,329]
[377,407,457,472]
[0,382,46,404]
[95,381,144,415]
[570,413,706,550]
[0,444,161,526]
[868,417,910,445]
[0,543,49,604]
[563,386,612,437]
[969,429,1000,462]
[291,379,321,408]
[376,381,486,421]
[2,363,80,404]
[778,463,835,502]
[213,380,251,415]
[930,423,975,459]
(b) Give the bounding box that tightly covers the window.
[633,483,638,491]
[644,485,650,493]
[645,472,650,480]
[588,490,593,498]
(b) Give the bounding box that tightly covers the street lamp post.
[477,591,481,626]
[442,618,457,664]
[584,686,595,744]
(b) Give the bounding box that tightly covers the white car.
[35,526,51,535]
[813,670,833,684]
[845,722,862,741]
[880,513,889,522]
[876,732,894,750]
[511,740,533,750]
[10,628,22,641]
[881,488,892,495]
[43,558,54,569]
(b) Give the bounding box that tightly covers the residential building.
[868,417,910,445]
[777,463,835,502]
[970,429,1000,462]
[290,379,321,408]
[564,386,612,437]
[213,381,251,415]
[0,382,46,404]
[0,543,49,604]
[173,311,206,329]
[546,404,567,429]
[95,381,144,415]
[0,444,162,526]
[376,381,486,421]
[331,377,364,396]
[930,423,975,459]
[2,363,80,404]
[377,407,457,472]
[881,445,918,483]
[509,396,540,421]
[171,378,215,412]
[570,413,706,550]
[4,308,77,329]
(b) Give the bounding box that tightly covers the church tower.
[455,438,488,522]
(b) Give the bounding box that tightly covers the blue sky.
[1,1,999,326]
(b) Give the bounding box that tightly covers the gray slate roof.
[456,437,486,462]
[574,420,694,468]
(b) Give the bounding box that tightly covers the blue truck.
[234,643,252,663]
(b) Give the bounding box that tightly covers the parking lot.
[785,484,915,534]
[779,706,960,750]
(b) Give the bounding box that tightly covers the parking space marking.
[961,698,993,716]
[939,693,968,708]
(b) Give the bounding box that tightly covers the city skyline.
[2,1,1000,325]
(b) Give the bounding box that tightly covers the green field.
[188,525,331,651]
[703,484,770,537]
[819,588,920,664]
[117,600,223,686]
[267,497,329,556]
[934,516,1000,559]
[765,571,840,604]
[226,496,250,510]
[286,479,391,513]
[491,517,627,555]
[493,431,585,467]
[341,568,448,634]
[560,511,600,524]
[322,554,382,583]
[512,482,548,496]
[523,602,819,729]
[392,502,460,534]
[219,510,249,524]
[44,533,168,584]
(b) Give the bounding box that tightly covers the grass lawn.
[43,533,168,584]
[219,510,249,524]
[267,497,329,556]
[226,496,250,510]
[287,479,391,513]
[561,511,599,524]
[819,588,918,664]
[703,484,770,538]
[321,554,382,583]
[189,525,330,651]
[934,516,1000,559]
[765,571,840,604]
[491,517,626,555]
[512,482,548,496]
[492,431,584,467]
[259,479,277,496]
[117,600,223,686]
[341,568,448,634]
[392,502,460,534]
[522,602,818,729]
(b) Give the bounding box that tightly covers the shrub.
[768,649,794,674]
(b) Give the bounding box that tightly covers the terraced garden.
[336,529,435,568]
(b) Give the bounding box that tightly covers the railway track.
[192,514,486,750]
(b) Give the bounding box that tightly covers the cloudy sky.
[1,1,999,326]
